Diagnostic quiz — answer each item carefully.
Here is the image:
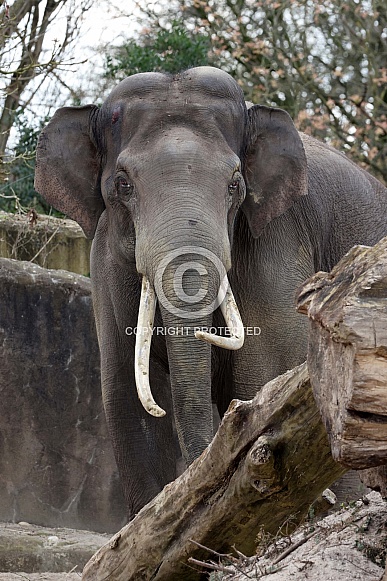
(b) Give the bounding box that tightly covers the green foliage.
[0,112,58,215]
[105,19,210,79]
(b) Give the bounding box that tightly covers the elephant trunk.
[160,303,213,464]
[133,180,245,463]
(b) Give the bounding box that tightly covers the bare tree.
[0,0,92,158]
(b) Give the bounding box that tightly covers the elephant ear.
[242,104,308,238]
[34,105,105,239]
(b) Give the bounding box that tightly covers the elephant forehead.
[104,68,246,133]
[127,129,241,172]
[104,76,244,154]
[107,67,244,103]
[101,68,247,155]
[123,102,243,156]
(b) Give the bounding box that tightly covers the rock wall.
[0,212,91,275]
[0,258,126,533]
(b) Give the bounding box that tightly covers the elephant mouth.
[134,275,245,417]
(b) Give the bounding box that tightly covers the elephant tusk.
[195,278,245,350]
[135,276,166,417]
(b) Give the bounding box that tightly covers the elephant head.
[35,67,307,476]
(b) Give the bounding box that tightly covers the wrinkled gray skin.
[35,67,387,520]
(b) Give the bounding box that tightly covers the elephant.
[35,66,387,520]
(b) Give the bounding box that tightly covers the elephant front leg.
[101,346,176,520]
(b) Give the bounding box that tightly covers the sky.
[73,2,139,70]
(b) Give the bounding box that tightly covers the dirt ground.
[1,492,386,580]
[0,521,109,580]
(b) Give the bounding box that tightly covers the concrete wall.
[0,212,91,276]
[0,258,126,533]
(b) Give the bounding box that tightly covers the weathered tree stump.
[82,363,345,581]
[296,236,387,470]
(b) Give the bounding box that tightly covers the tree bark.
[82,362,345,581]
[296,236,387,470]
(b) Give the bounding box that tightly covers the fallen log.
[82,363,345,581]
[296,236,387,470]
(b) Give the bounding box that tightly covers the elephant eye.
[228,181,239,196]
[116,176,134,198]
[228,171,243,197]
